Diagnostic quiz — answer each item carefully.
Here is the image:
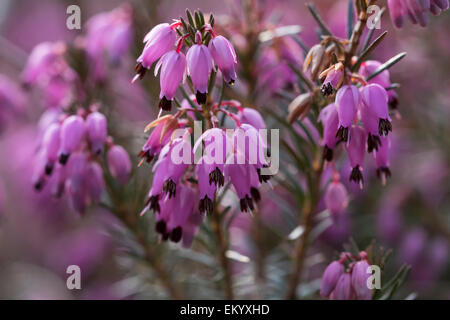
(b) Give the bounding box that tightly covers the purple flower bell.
[107,145,131,185]
[139,115,177,163]
[58,115,86,165]
[208,35,237,85]
[237,108,266,130]
[154,50,187,111]
[186,32,214,104]
[225,160,255,212]
[360,84,392,137]
[42,123,61,175]
[375,136,392,184]
[86,111,107,155]
[331,273,354,300]
[319,103,340,161]
[325,180,348,215]
[346,126,366,188]
[335,85,360,142]
[320,261,344,297]
[135,22,177,78]
[351,260,372,300]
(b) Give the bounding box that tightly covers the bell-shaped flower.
[375,136,392,184]
[335,85,360,142]
[346,126,366,188]
[154,50,187,111]
[86,111,107,155]
[208,35,237,84]
[107,145,131,185]
[320,261,344,298]
[325,181,348,215]
[360,84,392,137]
[331,273,354,300]
[137,23,177,69]
[58,115,86,165]
[237,108,266,130]
[186,33,214,104]
[42,123,61,175]
[319,103,340,161]
[351,260,372,300]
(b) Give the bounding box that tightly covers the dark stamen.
[199,196,214,215]
[336,126,349,142]
[155,220,167,234]
[321,82,333,96]
[323,145,334,161]
[145,195,160,212]
[250,187,261,202]
[138,150,155,163]
[34,180,44,191]
[349,166,364,186]
[388,96,399,110]
[170,226,183,243]
[159,96,172,111]
[376,166,392,179]
[58,153,70,165]
[257,166,271,183]
[134,62,147,80]
[163,179,177,198]
[209,167,225,187]
[45,163,54,176]
[378,119,392,136]
[367,134,382,153]
[196,91,207,105]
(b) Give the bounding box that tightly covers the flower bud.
[58,115,86,165]
[208,35,237,85]
[325,181,348,215]
[238,108,266,130]
[86,111,107,154]
[331,273,353,300]
[335,85,360,142]
[303,44,325,80]
[351,260,372,300]
[137,23,177,69]
[287,93,311,124]
[42,123,61,175]
[107,145,131,185]
[346,126,366,188]
[186,40,214,104]
[320,261,344,297]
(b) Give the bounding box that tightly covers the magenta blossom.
[335,85,360,142]
[325,180,348,215]
[186,32,214,104]
[388,0,449,28]
[346,126,367,188]
[351,260,372,300]
[331,273,354,300]
[137,23,177,69]
[208,35,237,85]
[154,50,187,110]
[375,136,392,184]
[319,103,340,161]
[86,112,107,155]
[58,115,86,165]
[107,145,131,185]
[320,261,344,298]
[360,84,392,137]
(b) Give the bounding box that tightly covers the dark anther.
[162,232,170,241]
[134,62,147,80]
[45,163,54,176]
[138,150,155,163]
[155,220,167,234]
[58,153,70,165]
[336,126,349,142]
[388,96,399,110]
[376,167,392,179]
[146,195,160,212]
[199,196,214,215]
[163,179,177,198]
[349,166,364,185]
[257,166,271,183]
[228,79,235,85]
[170,226,183,243]
[378,119,392,136]
[367,134,382,153]
[323,145,334,161]
[240,195,254,212]
[250,187,261,202]
[209,167,225,187]
[159,96,172,111]
[321,82,334,96]
[196,91,207,105]
[34,180,44,192]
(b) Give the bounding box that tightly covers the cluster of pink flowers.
[388,0,449,28]
[139,98,270,246]
[22,41,81,110]
[318,59,396,188]
[133,14,237,110]
[321,251,372,300]
[33,106,131,213]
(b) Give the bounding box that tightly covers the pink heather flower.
[320,261,344,297]
[197,159,218,215]
[208,35,237,85]
[154,50,187,111]
[388,0,406,28]
[42,123,61,175]
[85,161,105,204]
[351,260,372,300]
[321,66,344,96]
[346,126,367,188]
[186,33,214,104]
[225,161,255,212]
[86,112,107,155]
[58,115,86,165]
[141,158,169,214]
[388,0,448,28]
[107,145,131,185]
[319,103,340,161]
[325,181,348,215]
[160,138,191,198]
[335,85,360,142]
[50,164,66,198]
[22,42,66,86]
[360,84,392,137]
[331,273,354,300]
[375,136,392,184]
[359,61,391,88]
[237,108,266,130]
[155,185,196,243]
[360,97,382,153]
[137,23,177,69]
[139,117,176,163]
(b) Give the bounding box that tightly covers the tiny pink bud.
[107,145,131,185]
